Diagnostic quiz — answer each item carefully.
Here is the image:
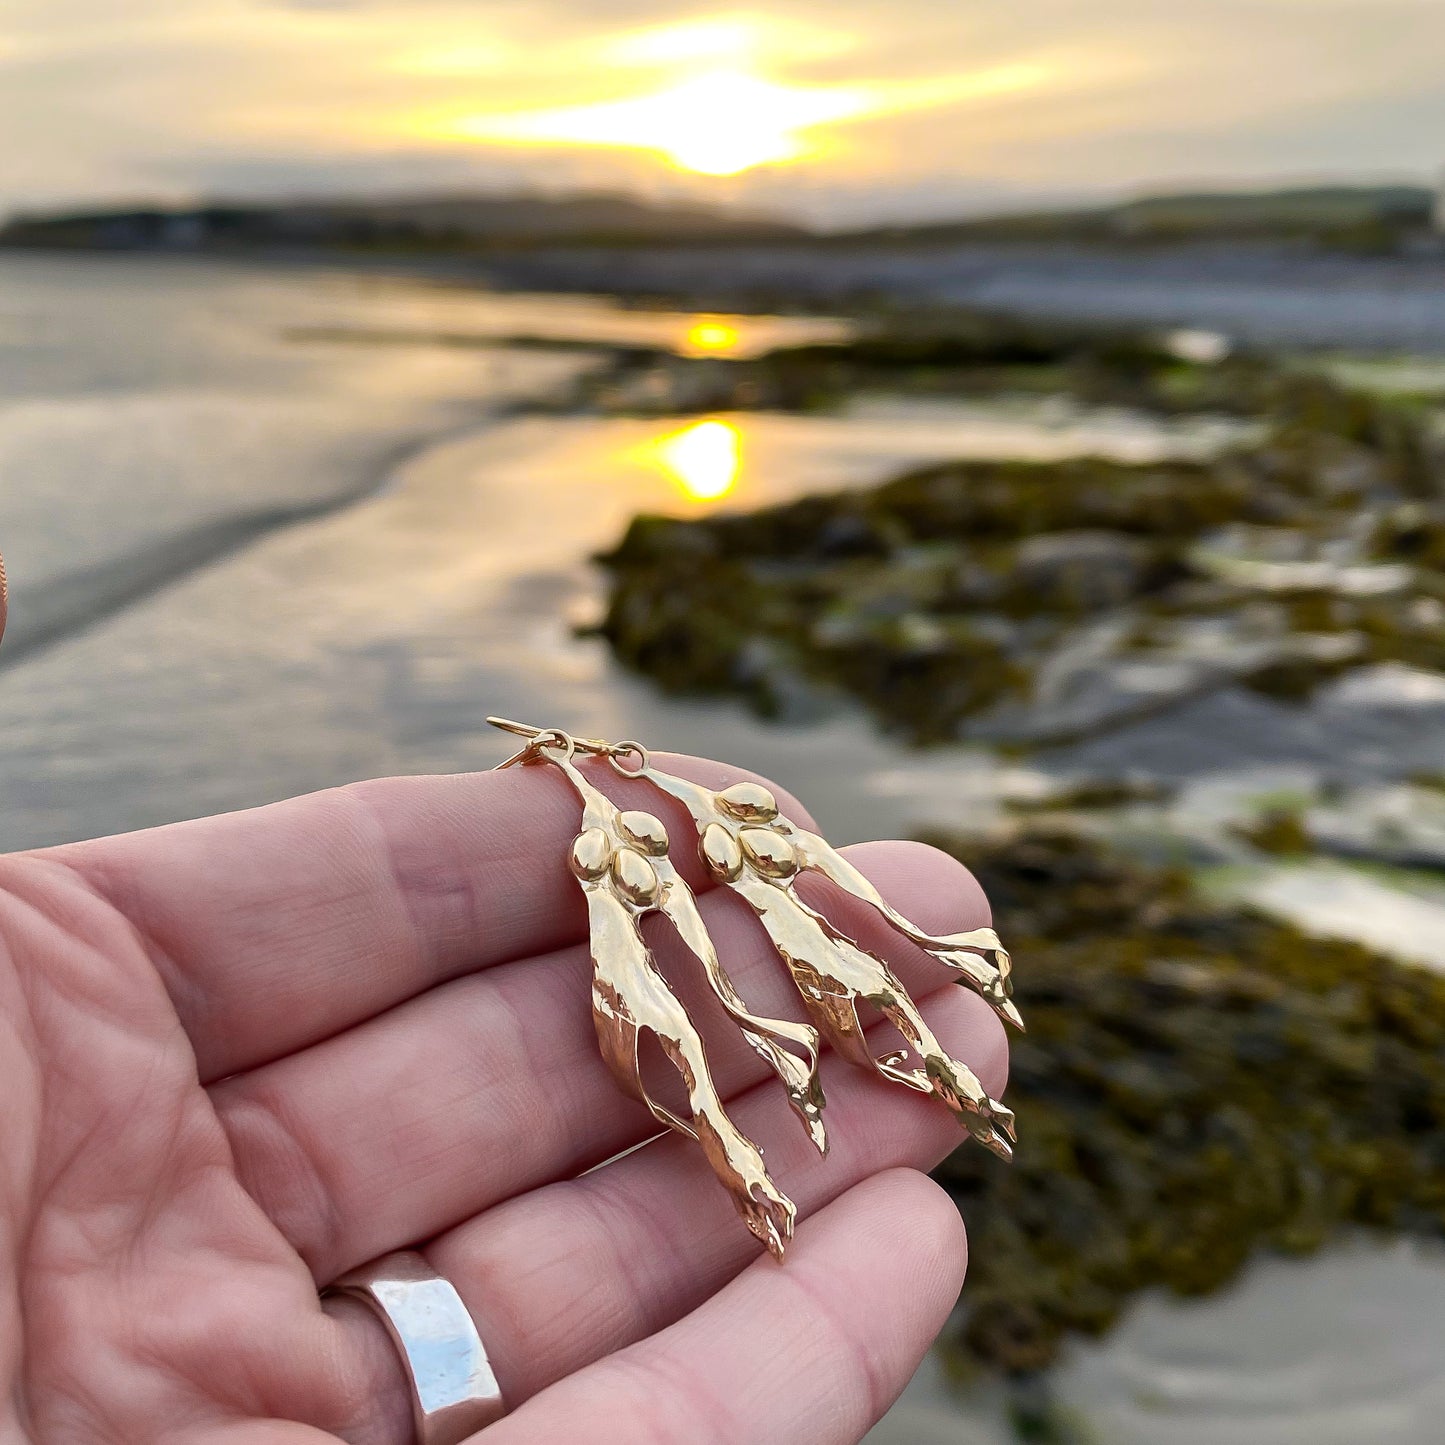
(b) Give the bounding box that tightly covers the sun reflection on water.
[652,419,741,501]
[681,319,743,356]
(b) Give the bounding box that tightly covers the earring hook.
[488,716,627,770]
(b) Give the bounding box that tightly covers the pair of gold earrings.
[489,717,1020,1260]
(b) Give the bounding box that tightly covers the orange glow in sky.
[447,69,874,176]
[6,4,1437,224]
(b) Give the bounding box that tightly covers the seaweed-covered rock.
[925,826,1445,1375]
[580,312,1279,419]
[1012,531,1154,611]
[593,373,1445,746]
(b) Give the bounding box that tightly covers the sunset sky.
[3,0,1444,226]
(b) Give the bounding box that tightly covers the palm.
[1,757,1006,1444]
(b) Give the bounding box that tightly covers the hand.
[1,755,1007,1443]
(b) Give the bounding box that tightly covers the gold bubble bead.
[618,810,669,856]
[715,781,780,823]
[701,822,744,882]
[570,827,613,881]
[739,827,799,881]
[610,847,662,908]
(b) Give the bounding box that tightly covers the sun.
[448,69,872,176]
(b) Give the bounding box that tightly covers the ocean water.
[0,251,1249,849]
[3,251,1443,1442]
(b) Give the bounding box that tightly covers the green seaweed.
[1004,778,1174,814]
[926,826,1445,1375]
[1230,808,1313,854]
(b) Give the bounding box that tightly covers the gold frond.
[626,763,1017,1158]
[549,747,808,1256]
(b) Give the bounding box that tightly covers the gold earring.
[495,724,824,1259]
[600,743,1019,1159]
[490,716,1019,1256]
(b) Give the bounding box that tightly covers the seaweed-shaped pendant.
[608,751,1017,1159]
[499,729,825,1257]
[490,718,1019,1254]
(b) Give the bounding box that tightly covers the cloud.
[2,0,1443,221]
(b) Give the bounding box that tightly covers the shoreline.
[8,238,1445,351]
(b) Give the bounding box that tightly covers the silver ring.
[328,1250,506,1445]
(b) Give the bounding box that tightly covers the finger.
[483,1169,968,1445]
[428,980,1003,1407]
[327,985,997,1445]
[45,754,815,1081]
[212,841,992,1279]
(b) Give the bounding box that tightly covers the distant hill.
[4,183,1439,257]
[0,190,808,251]
[835,185,1440,248]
